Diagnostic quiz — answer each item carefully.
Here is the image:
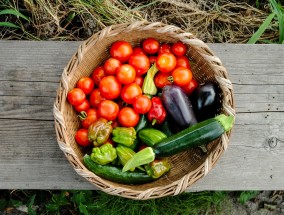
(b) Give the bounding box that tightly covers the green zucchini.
[129,114,149,151]
[138,128,167,147]
[83,155,155,184]
[153,114,234,157]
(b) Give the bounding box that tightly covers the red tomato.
[98,100,119,121]
[75,129,91,147]
[67,88,86,106]
[121,83,142,104]
[171,41,187,56]
[104,58,122,75]
[89,89,106,108]
[91,66,106,86]
[118,107,140,127]
[111,119,120,129]
[74,99,90,113]
[133,47,145,55]
[76,77,94,95]
[142,38,159,55]
[133,95,152,114]
[110,41,133,63]
[99,76,121,100]
[81,108,100,129]
[172,67,192,86]
[156,53,177,73]
[154,72,172,89]
[148,56,157,64]
[134,76,144,87]
[116,64,136,84]
[176,55,191,69]
[158,43,171,55]
[128,53,150,76]
[181,79,199,95]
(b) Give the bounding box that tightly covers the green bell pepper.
[112,127,136,147]
[90,143,117,165]
[145,158,171,179]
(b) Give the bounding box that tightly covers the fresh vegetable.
[156,53,177,73]
[154,72,171,89]
[169,66,192,86]
[99,76,121,100]
[112,127,136,147]
[145,159,171,179]
[132,47,145,55]
[116,64,136,84]
[98,100,119,121]
[128,53,150,76]
[90,143,117,165]
[171,41,187,56]
[110,40,133,63]
[121,83,142,104]
[191,82,222,122]
[138,128,167,147]
[162,85,197,128]
[123,147,155,172]
[103,58,122,76]
[88,118,113,147]
[75,129,91,147]
[80,108,100,129]
[89,89,105,108]
[134,75,144,87]
[116,145,136,171]
[142,38,159,55]
[153,114,235,157]
[181,79,199,95]
[118,107,140,127]
[142,63,159,95]
[148,56,157,64]
[74,99,90,113]
[176,55,191,69]
[157,117,177,137]
[133,95,152,114]
[76,77,94,95]
[91,66,106,87]
[84,154,155,184]
[134,114,149,133]
[147,97,167,125]
[158,43,171,55]
[67,88,86,106]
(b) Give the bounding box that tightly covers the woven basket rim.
[53,21,236,200]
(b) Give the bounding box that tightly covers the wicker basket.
[53,21,235,200]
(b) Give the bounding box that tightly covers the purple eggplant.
[161,85,197,128]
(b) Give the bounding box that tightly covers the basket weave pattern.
[53,21,235,200]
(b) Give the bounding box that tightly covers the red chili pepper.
[147,97,167,125]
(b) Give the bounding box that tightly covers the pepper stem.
[167,76,174,83]
[152,119,157,126]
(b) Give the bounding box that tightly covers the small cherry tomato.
[176,55,191,69]
[91,66,106,86]
[142,38,159,55]
[134,76,144,87]
[74,99,90,113]
[171,67,192,86]
[154,72,172,89]
[98,100,119,121]
[67,88,86,106]
[133,95,152,114]
[148,56,157,64]
[133,47,145,55]
[128,53,150,76]
[156,53,177,73]
[171,41,187,56]
[116,64,136,84]
[99,76,121,100]
[158,43,171,55]
[75,129,91,147]
[81,108,100,129]
[110,40,133,63]
[118,107,140,127]
[104,58,122,75]
[121,83,142,104]
[89,89,106,108]
[76,77,94,95]
[181,79,199,95]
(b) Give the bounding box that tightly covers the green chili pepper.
[112,127,136,147]
[88,118,112,147]
[122,147,155,172]
[90,143,117,165]
[145,158,171,179]
[116,145,136,171]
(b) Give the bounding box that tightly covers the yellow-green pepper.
[90,143,117,165]
[88,118,112,147]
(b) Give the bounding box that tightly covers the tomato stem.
[78,111,87,121]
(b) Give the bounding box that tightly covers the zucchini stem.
[214,114,235,132]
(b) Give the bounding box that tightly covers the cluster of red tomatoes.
[67,38,199,147]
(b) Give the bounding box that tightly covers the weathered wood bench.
[0,41,283,191]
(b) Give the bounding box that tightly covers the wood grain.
[0,41,283,190]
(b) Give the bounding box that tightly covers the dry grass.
[0,0,280,43]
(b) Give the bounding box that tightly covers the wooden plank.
[0,41,283,190]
